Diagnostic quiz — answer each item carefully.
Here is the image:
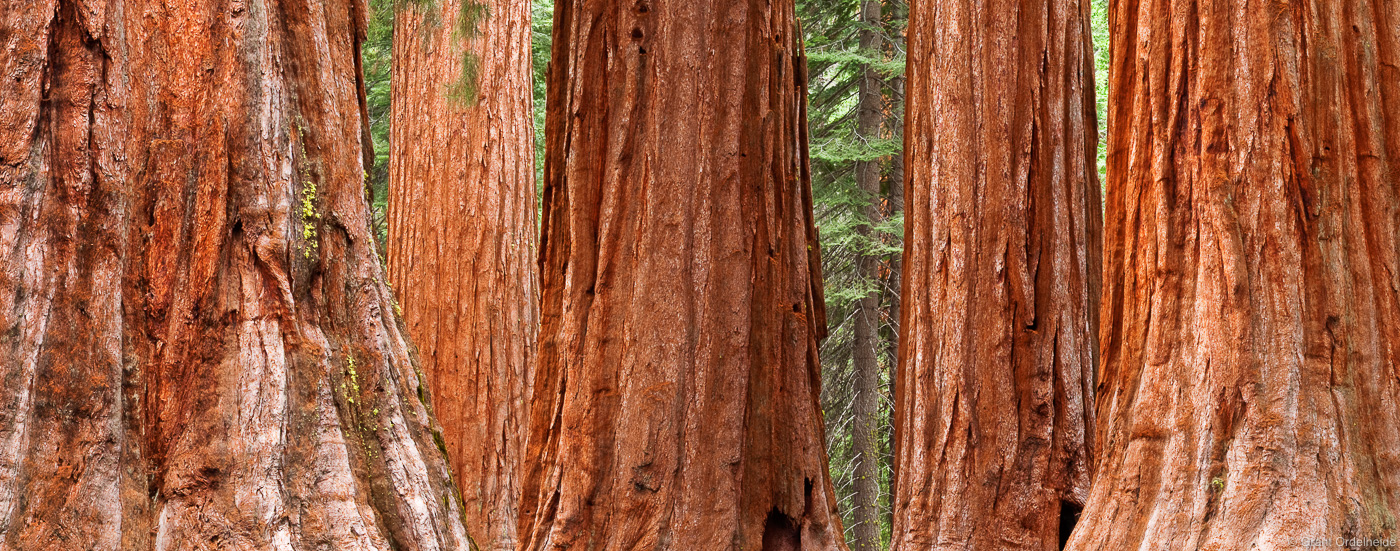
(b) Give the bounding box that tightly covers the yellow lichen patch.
[295,123,320,259]
[342,354,361,405]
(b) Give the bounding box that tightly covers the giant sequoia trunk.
[0,0,472,548]
[387,0,538,548]
[515,0,848,547]
[891,0,1101,548]
[1067,1,1400,548]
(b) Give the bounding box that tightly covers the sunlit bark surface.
[893,0,1102,548]
[1068,0,1400,548]
[0,0,472,548]
[516,0,849,547]
[388,0,538,548]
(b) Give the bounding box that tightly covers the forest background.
[360,0,1110,546]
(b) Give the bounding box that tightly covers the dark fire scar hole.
[631,28,643,40]
[1059,500,1083,549]
[762,508,801,551]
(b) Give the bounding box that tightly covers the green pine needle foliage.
[800,0,905,543]
[365,0,395,254]
[1092,0,1109,183]
[531,0,552,188]
[447,0,491,103]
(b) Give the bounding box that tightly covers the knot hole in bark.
[630,26,646,54]
[761,509,800,551]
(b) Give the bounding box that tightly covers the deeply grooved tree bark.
[0,0,471,548]
[892,0,1101,548]
[1068,1,1400,548]
[387,0,538,548]
[515,0,849,547]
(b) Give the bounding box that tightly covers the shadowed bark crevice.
[764,509,802,551]
[1058,500,1082,549]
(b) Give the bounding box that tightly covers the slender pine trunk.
[848,0,886,547]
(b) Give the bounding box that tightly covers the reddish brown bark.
[0,0,471,548]
[892,0,1101,549]
[515,0,848,547]
[1068,1,1400,548]
[387,0,538,548]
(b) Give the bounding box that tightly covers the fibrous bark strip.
[893,0,1102,548]
[516,0,850,547]
[388,0,539,548]
[0,0,472,548]
[1069,1,1400,548]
